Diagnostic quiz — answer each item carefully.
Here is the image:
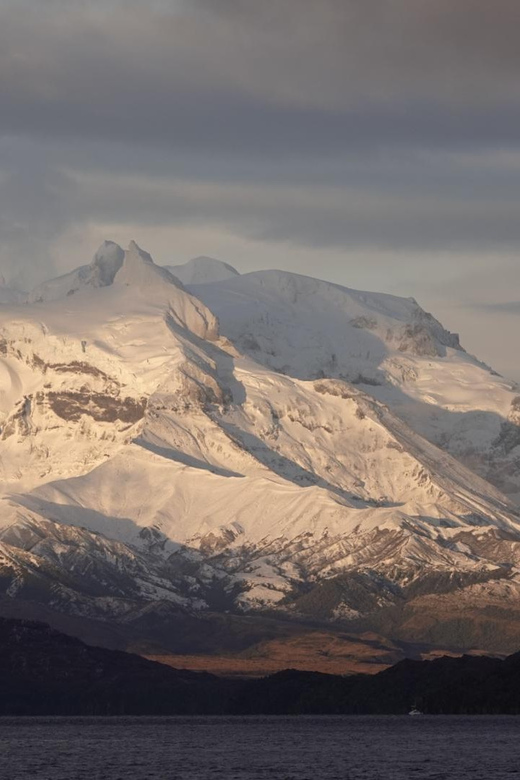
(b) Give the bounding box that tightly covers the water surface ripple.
[1,715,519,779]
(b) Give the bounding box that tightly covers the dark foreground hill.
[0,617,237,715]
[1,617,520,715]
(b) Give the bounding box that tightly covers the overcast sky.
[0,0,519,379]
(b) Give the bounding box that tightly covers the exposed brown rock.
[47,391,146,424]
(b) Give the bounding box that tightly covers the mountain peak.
[127,240,152,260]
[165,256,239,286]
[116,241,182,289]
[27,240,183,303]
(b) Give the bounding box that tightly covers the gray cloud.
[195,0,520,104]
[2,1,520,155]
[62,165,520,253]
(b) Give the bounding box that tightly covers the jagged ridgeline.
[1,241,520,670]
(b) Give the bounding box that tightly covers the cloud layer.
[0,0,519,376]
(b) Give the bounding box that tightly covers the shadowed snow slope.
[0,250,520,659]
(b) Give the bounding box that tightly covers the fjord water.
[2,716,520,779]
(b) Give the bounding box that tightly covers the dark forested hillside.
[1,617,520,715]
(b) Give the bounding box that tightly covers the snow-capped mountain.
[165,256,239,286]
[1,242,520,661]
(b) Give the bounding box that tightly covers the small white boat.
[409,706,423,716]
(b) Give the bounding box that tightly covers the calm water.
[1,716,520,779]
